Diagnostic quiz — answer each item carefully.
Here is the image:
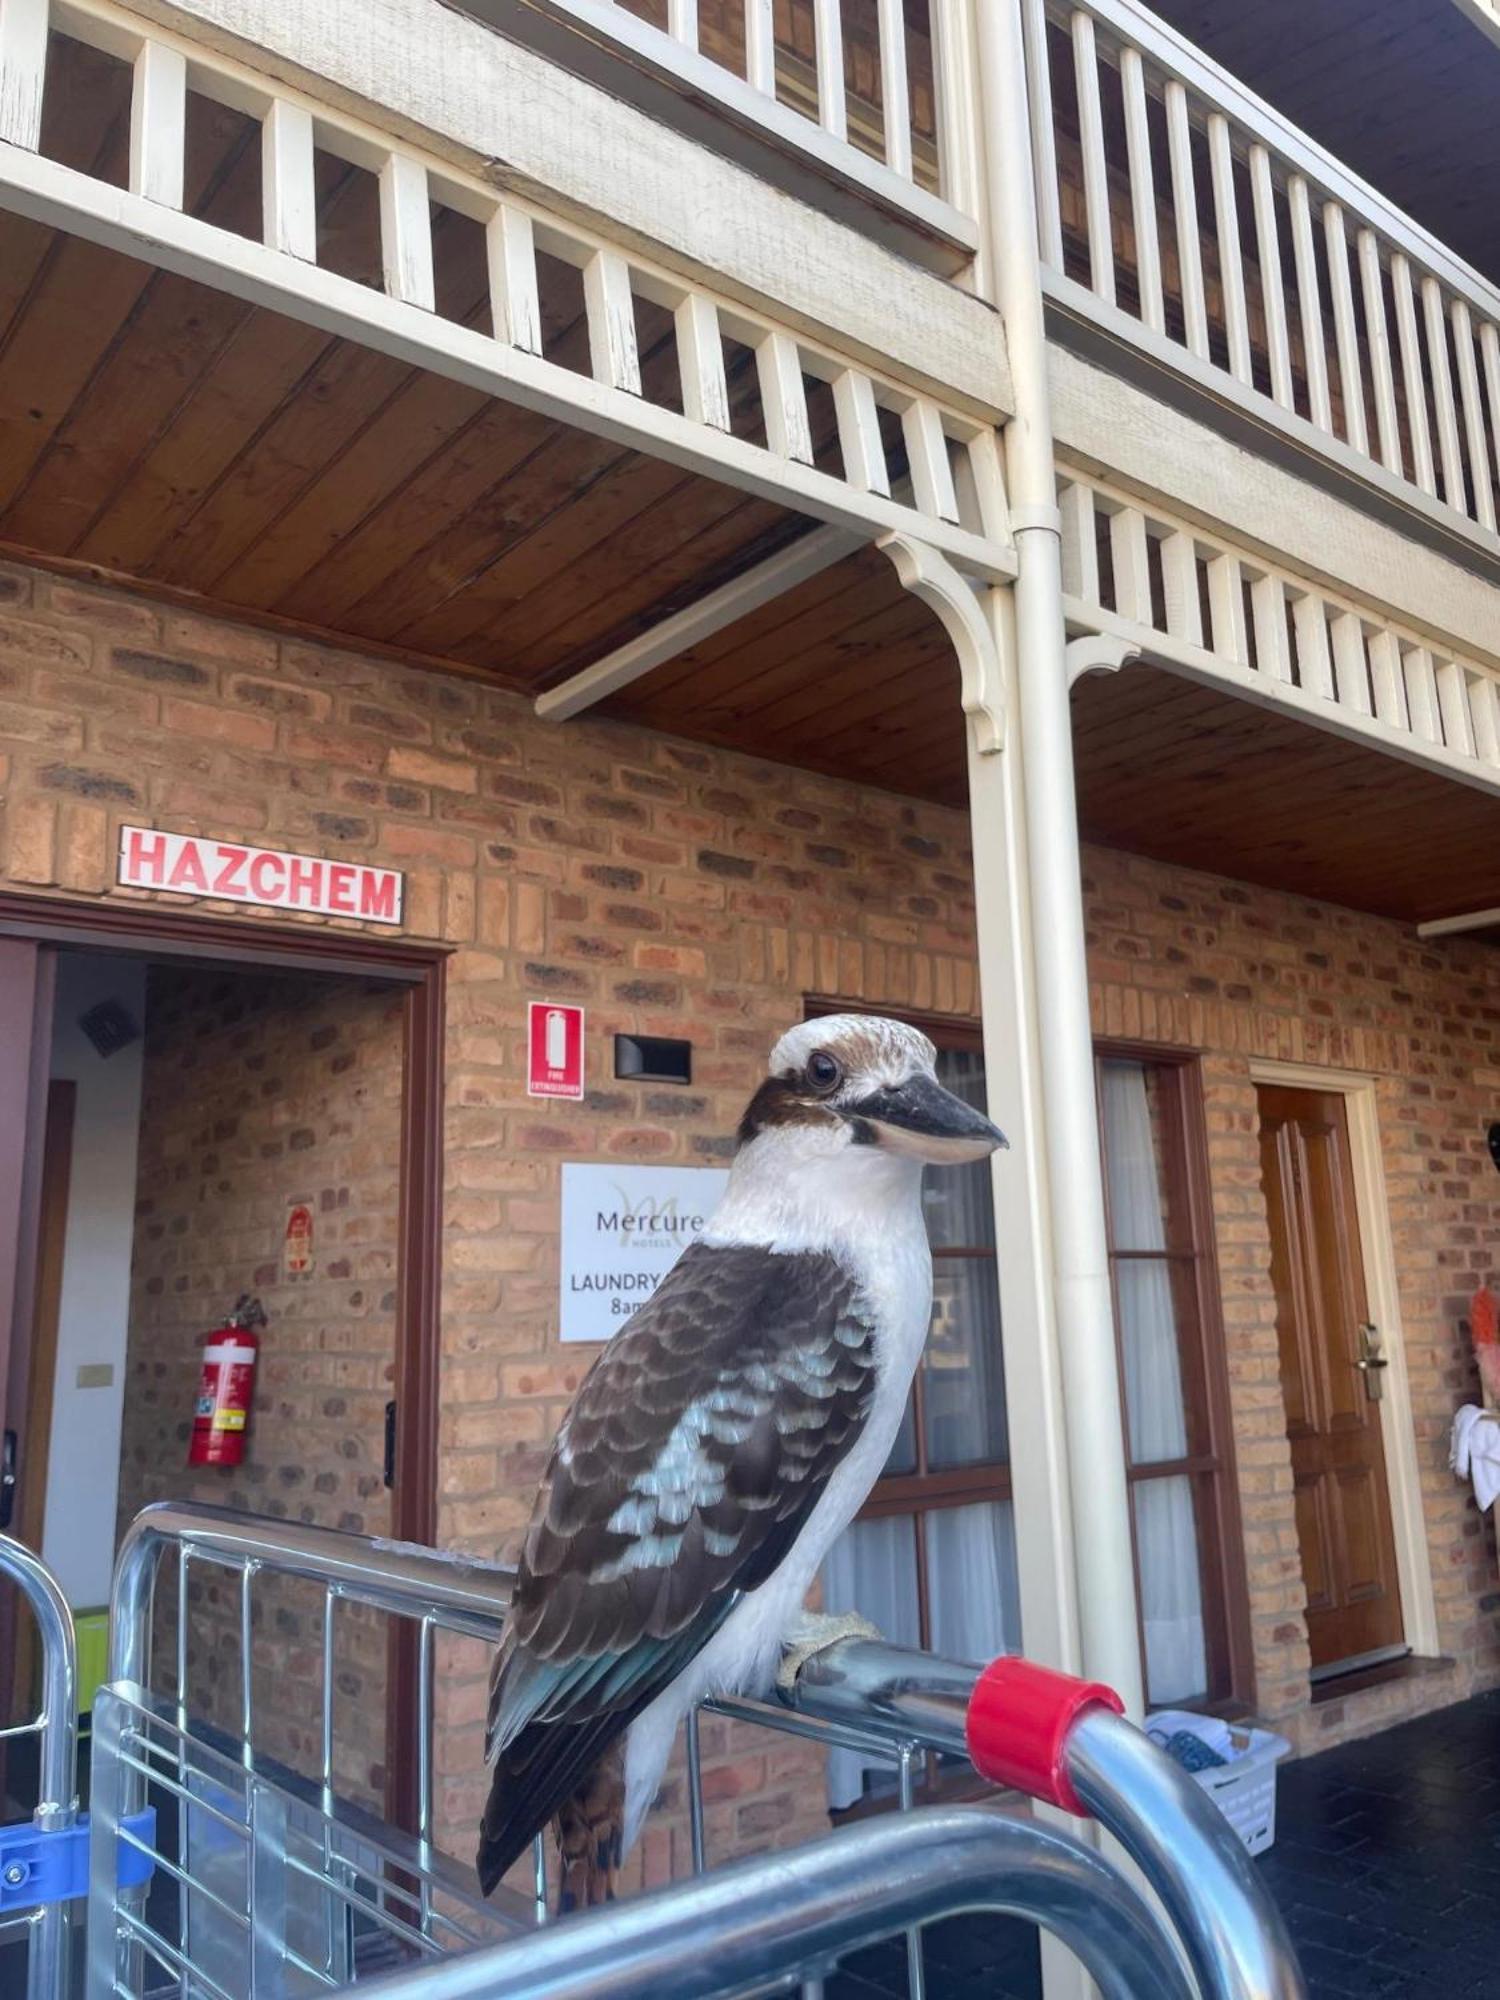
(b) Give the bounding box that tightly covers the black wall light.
[1489,1122,1500,1174]
[615,1033,693,1085]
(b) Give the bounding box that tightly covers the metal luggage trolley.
[0,1504,1305,2000]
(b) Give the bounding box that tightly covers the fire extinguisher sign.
[528,1002,585,1100]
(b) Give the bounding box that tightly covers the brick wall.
[1085,844,1500,1749]
[120,963,404,1803]
[5,549,1500,1855]
[0,556,978,1887]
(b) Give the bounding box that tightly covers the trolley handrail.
[776,1643,1306,2000]
[102,1507,1303,2000]
[0,1533,78,1830]
[109,1501,514,1682]
[348,1805,1194,2000]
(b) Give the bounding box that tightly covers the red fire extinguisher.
[188,1296,267,1468]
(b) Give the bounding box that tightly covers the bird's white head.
[740,1014,1008,1166]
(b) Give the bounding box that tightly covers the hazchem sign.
[559,1162,730,1342]
[118,826,403,926]
[528,1002,585,1100]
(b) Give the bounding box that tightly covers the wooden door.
[1257,1085,1404,1673]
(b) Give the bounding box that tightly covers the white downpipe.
[974,0,1145,1722]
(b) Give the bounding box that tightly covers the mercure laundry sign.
[560,1162,730,1344]
[118,826,403,926]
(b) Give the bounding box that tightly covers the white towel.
[1451,1405,1500,1512]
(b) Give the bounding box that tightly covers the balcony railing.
[455,0,978,263]
[1024,0,1500,563]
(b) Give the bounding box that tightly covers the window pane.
[821,1514,921,1808]
[923,1500,1021,1662]
[924,1259,1007,1468]
[1133,1477,1208,1705]
[1115,1258,1192,1465]
[1099,1059,1187,1252]
[921,1048,996,1252]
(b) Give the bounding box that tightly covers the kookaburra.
[478,1014,1007,1907]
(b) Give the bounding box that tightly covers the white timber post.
[974,0,1145,1720]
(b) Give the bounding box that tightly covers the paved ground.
[828,1688,1500,1999]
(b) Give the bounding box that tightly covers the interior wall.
[118,965,404,1800]
[41,951,146,1609]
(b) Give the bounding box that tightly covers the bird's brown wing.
[477,1239,875,1895]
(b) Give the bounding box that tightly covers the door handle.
[1355,1323,1388,1400]
[0,1429,16,1530]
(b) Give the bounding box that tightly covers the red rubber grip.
[964,1656,1125,1815]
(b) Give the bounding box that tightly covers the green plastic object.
[74,1610,109,1718]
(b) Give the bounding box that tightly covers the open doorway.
[0,901,444,1826]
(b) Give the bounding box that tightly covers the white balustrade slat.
[1402,645,1442,742]
[1390,255,1436,495]
[1356,228,1402,474]
[1165,81,1209,362]
[379,153,436,312]
[1159,528,1202,645]
[1207,114,1251,385]
[675,293,731,431]
[486,205,543,355]
[262,99,317,262]
[744,0,776,95]
[756,332,814,464]
[1366,631,1408,729]
[1120,46,1162,334]
[813,0,847,141]
[130,41,187,210]
[1469,674,1500,766]
[1451,299,1496,531]
[1250,572,1292,682]
[1107,506,1152,624]
[1480,322,1500,503]
[1207,552,1249,665]
[1330,613,1373,716]
[901,400,961,523]
[1321,202,1367,456]
[1248,144,1293,411]
[1058,481,1100,603]
[1101,508,1149,623]
[1421,275,1465,513]
[963,430,1010,542]
[1287,175,1332,434]
[0,0,48,150]
[832,370,891,496]
[584,249,642,394]
[1291,594,1334,699]
[1021,0,1063,267]
[668,0,698,52]
[876,0,912,180]
[1071,11,1114,307]
[1435,658,1477,756]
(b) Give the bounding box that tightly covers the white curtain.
[1099,1061,1207,1706]
[820,1504,1019,1809]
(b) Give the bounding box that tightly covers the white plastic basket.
[1146,1713,1291,1857]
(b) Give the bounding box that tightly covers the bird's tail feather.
[476,1739,625,1909]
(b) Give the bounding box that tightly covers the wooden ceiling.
[1070,664,1500,926]
[8,36,1498,933]
[1,35,826,693]
[1148,0,1500,288]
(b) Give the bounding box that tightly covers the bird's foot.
[775,1610,883,1693]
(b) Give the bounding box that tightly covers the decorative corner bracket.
[878,533,1006,754]
[1065,632,1138,688]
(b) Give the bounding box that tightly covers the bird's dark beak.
[849,1073,1009,1165]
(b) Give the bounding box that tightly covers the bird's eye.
[806,1052,843,1094]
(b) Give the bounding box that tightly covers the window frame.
[1093,1041,1254,1716]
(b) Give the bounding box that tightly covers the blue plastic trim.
[0,1809,156,1909]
